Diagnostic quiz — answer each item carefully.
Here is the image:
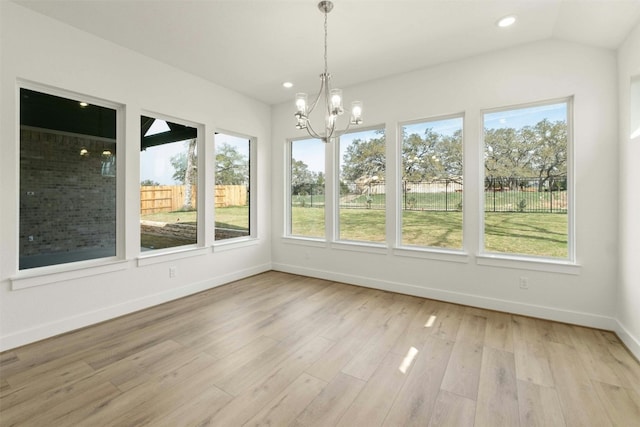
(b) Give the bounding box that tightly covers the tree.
[216,143,248,185]
[291,158,316,195]
[341,131,386,182]
[484,119,567,190]
[529,119,567,191]
[169,139,197,210]
[140,179,160,186]
[402,128,462,181]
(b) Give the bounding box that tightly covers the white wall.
[0,2,272,351]
[272,40,622,334]
[617,22,640,358]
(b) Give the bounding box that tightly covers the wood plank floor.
[1,271,640,426]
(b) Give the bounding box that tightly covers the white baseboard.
[615,319,640,362]
[272,262,618,331]
[0,263,271,351]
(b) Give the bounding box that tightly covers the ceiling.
[13,0,640,105]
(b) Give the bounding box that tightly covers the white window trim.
[14,81,125,288]
[285,136,327,240]
[396,113,465,252]
[139,111,204,254]
[478,97,576,265]
[212,129,257,244]
[335,124,387,244]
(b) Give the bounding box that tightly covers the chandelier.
[294,1,363,143]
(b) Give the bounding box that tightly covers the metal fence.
[292,176,567,213]
[484,176,567,213]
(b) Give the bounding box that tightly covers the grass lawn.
[291,207,567,257]
[484,212,567,258]
[143,207,568,258]
[142,207,249,231]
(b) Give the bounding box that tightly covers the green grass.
[291,207,567,258]
[141,207,249,231]
[484,212,567,257]
[291,206,325,237]
[143,206,568,258]
[402,211,463,248]
[340,209,386,242]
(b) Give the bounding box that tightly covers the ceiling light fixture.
[294,1,363,143]
[283,82,294,89]
[497,15,516,28]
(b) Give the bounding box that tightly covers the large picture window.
[215,133,250,241]
[289,138,325,238]
[19,88,118,270]
[401,116,463,249]
[482,100,571,259]
[140,115,198,251]
[338,128,386,243]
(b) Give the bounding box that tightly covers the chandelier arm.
[304,119,324,141]
[306,77,326,115]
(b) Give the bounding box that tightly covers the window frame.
[138,112,203,256]
[397,113,465,253]
[478,97,576,267]
[12,81,127,289]
[334,125,388,246]
[285,136,327,241]
[213,129,257,248]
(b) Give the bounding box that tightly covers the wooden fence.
[141,185,247,214]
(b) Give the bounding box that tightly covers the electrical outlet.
[519,276,529,290]
[169,266,177,278]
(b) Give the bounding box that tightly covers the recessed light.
[79,102,89,107]
[497,15,516,28]
[282,82,294,89]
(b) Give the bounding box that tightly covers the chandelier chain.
[324,8,328,76]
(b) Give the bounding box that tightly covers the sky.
[140,119,249,185]
[292,128,381,174]
[140,141,187,185]
[484,102,567,130]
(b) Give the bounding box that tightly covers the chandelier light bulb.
[350,101,363,124]
[295,93,308,115]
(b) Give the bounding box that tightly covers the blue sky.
[291,128,383,174]
[140,128,248,185]
[484,102,567,130]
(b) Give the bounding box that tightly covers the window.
[19,88,118,270]
[338,128,386,243]
[215,132,250,241]
[289,138,325,238]
[401,116,463,249]
[140,115,198,251]
[482,100,571,259]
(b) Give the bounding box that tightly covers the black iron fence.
[294,176,567,213]
[484,176,567,213]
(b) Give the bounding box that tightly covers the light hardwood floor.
[1,271,639,426]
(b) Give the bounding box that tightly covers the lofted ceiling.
[13,0,640,105]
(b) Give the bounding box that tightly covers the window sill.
[281,236,328,248]
[394,246,469,263]
[11,258,129,290]
[330,240,388,255]
[137,246,209,266]
[476,253,581,275]
[213,237,259,252]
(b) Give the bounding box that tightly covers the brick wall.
[19,128,117,261]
